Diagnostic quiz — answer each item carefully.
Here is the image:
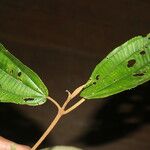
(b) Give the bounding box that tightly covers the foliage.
[0,44,48,106]
[81,33,150,99]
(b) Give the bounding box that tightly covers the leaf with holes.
[80,33,150,99]
[0,44,48,106]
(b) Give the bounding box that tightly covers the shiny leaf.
[81,33,150,99]
[0,44,48,106]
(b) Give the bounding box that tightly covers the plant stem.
[31,85,85,150]
[47,96,61,110]
[31,109,64,150]
[64,98,85,114]
[62,85,85,109]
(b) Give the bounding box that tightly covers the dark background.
[0,0,150,150]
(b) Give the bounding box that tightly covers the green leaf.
[0,44,48,106]
[80,33,150,99]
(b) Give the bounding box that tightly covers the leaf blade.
[80,33,150,99]
[0,44,48,106]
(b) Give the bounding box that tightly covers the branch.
[64,98,85,114]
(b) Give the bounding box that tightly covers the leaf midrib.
[0,67,43,97]
[94,46,150,97]
[0,50,45,96]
